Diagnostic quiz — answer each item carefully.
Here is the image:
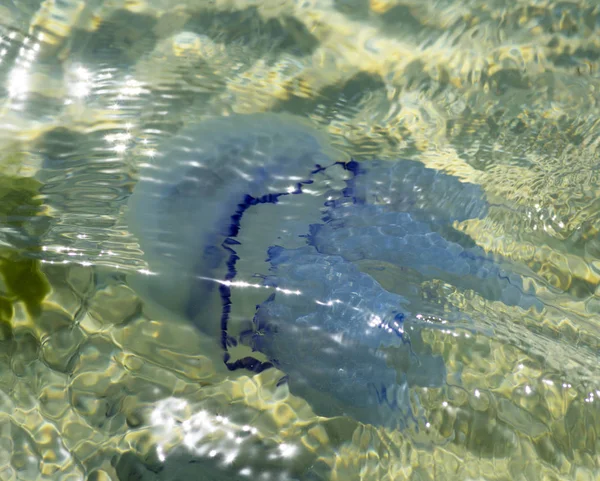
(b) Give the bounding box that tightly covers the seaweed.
[0,171,51,338]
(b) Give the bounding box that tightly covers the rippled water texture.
[1,0,600,480]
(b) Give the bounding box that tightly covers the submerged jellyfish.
[127,113,540,431]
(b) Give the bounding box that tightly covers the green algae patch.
[0,174,51,331]
[0,255,50,318]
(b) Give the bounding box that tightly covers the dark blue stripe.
[217,160,362,371]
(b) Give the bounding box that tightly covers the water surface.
[1,1,600,480]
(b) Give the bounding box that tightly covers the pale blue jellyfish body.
[246,244,447,427]
[127,113,540,429]
[127,113,337,331]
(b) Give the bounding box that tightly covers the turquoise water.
[1,1,600,480]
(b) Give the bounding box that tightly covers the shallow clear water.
[1,1,600,480]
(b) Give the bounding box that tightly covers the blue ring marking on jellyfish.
[217,160,363,371]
